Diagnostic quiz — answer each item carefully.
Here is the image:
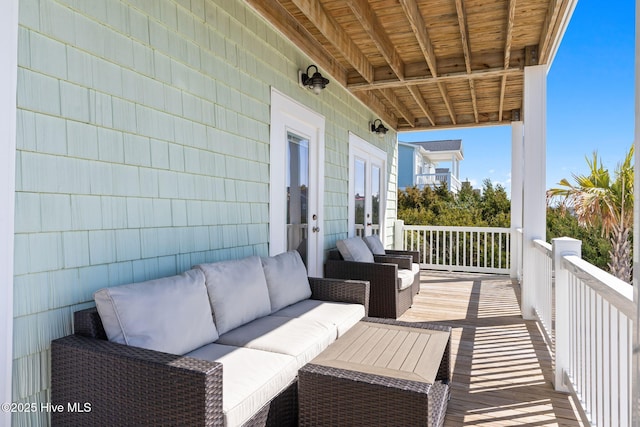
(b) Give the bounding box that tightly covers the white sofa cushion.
[94,269,217,355]
[336,237,374,263]
[397,269,415,291]
[363,235,386,255]
[271,299,365,337]
[412,262,420,274]
[186,343,298,427]
[261,251,312,312]
[216,316,335,367]
[195,256,271,335]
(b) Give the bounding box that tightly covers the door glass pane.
[287,132,309,264]
[354,159,366,237]
[372,165,381,235]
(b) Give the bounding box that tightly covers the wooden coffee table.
[298,318,451,427]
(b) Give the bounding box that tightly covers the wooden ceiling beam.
[454,0,472,75]
[348,67,522,92]
[246,0,347,85]
[346,0,405,81]
[289,0,375,83]
[407,86,436,127]
[352,91,397,129]
[399,0,455,123]
[437,82,457,125]
[538,0,565,64]
[499,0,517,121]
[498,75,508,121]
[454,0,478,123]
[380,89,415,127]
[398,0,438,77]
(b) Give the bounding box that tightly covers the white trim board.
[1,0,19,419]
[269,88,325,276]
[348,132,387,241]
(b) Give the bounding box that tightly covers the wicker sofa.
[325,236,420,318]
[51,251,369,427]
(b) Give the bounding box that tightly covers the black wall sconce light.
[299,65,330,94]
[370,119,388,137]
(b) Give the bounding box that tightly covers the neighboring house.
[398,140,464,193]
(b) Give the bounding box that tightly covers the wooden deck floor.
[399,271,585,427]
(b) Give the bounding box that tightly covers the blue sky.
[399,1,635,195]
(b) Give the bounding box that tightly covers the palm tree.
[547,146,634,283]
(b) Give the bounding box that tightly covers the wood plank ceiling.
[246,0,574,131]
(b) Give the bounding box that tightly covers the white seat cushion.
[336,237,374,263]
[397,269,415,291]
[185,343,298,427]
[195,256,272,335]
[271,299,365,337]
[261,251,312,313]
[216,316,336,367]
[412,263,420,274]
[94,269,218,355]
[363,235,386,255]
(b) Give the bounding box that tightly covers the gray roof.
[401,139,462,152]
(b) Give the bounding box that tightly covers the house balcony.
[401,270,584,426]
[415,172,462,193]
[395,223,635,426]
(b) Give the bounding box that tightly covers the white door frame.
[269,88,325,276]
[1,0,19,420]
[348,132,387,240]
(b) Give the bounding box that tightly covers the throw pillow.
[94,269,218,355]
[195,256,271,335]
[261,250,312,312]
[363,235,386,255]
[336,237,375,263]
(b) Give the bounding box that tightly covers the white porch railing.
[560,255,634,426]
[395,222,635,425]
[415,172,462,193]
[514,227,523,282]
[531,237,635,426]
[532,239,553,347]
[399,224,511,274]
[355,224,380,237]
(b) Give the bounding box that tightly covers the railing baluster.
[456,230,460,266]
[448,229,453,268]
[397,225,513,274]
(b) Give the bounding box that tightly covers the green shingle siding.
[12,0,397,424]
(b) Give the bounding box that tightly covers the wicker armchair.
[325,249,418,319]
[380,249,420,294]
[51,277,369,427]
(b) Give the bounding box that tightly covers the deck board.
[399,271,585,427]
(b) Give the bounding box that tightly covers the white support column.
[552,237,581,392]
[510,121,524,279]
[632,0,640,423]
[521,64,548,320]
[1,0,19,422]
[394,220,405,250]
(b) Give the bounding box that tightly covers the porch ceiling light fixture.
[299,65,330,94]
[370,119,388,137]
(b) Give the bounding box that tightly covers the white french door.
[348,132,386,239]
[270,89,325,276]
